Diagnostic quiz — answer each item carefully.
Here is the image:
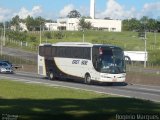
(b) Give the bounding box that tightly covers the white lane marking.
[25,81,42,84]
[112,87,160,97]
[15,71,41,77]
[0,76,29,82]
[0,75,160,102]
[132,83,160,89]
[122,86,160,93]
[0,75,59,87]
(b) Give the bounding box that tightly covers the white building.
[56,18,122,32]
[45,0,122,32]
[19,23,28,31]
[45,23,58,31]
[86,19,121,32]
[10,23,28,31]
[57,18,79,31]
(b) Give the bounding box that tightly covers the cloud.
[97,0,135,19]
[143,2,160,11]
[139,2,160,18]
[59,4,74,17]
[0,7,12,22]
[96,0,160,19]
[79,6,89,17]
[14,6,42,19]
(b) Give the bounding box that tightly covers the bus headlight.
[101,75,111,78]
[117,76,125,78]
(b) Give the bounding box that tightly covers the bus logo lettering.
[72,60,80,64]
[81,60,88,65]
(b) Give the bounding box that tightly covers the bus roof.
[55,42,92,46]
[39,42,121,48]
[39,42,92,47]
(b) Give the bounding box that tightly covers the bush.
[54,31,64,39]
[148,49,160,65]
[44,32,52,39]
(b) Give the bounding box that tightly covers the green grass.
[42,31,160,51]
[0,80,160,120]
[2,31,160,65]
[5,31,160,51]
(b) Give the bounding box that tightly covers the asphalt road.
[0,71,160,102]
[2,47,37,62]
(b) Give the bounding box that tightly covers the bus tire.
[84,74,91,84]
[48,72,55,80]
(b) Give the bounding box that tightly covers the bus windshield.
[97,48,125,74]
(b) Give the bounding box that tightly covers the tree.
[25,15,35,31]
[147,18,157,31]
[24,16,46,31]
[157,20,160,32]
[11,15,21,30]
[34,16,45,31]
[11,15,21,26]
[79,18,92,30]
[122,18,140,31]
[67,10,81,18]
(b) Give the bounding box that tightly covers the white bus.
[38,42,126,84]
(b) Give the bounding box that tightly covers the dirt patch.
[15,64,37,73]
[126,72,160,86]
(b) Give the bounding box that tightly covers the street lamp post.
[82,29,85,42]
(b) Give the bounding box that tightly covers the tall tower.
[90,0,95,19]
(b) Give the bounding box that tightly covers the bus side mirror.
[124,56,131,64]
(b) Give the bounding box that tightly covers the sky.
[0,0,160,22]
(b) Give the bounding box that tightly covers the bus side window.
[51,47,56,57]
[44,46,52,57]
[39,46,44,56]
[83,48,91,60]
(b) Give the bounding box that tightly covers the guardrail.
[12,64,23,69]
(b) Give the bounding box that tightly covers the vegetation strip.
[0,79,160,120]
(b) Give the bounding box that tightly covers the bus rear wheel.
[84,74,91,84]
[48,72,55,80]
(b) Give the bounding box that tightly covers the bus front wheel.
[48,72,55,80]
[84,74,91,84]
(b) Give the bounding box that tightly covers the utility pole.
[144,30,147,68]
[141,20,147,68]
[40,25,41,44]
[154,31,157,48]
[3,22,5,46]
[1,28,3,56]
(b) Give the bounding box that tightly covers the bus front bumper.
[99,73,126,82]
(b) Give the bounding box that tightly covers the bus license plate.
[112,78,117,82]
